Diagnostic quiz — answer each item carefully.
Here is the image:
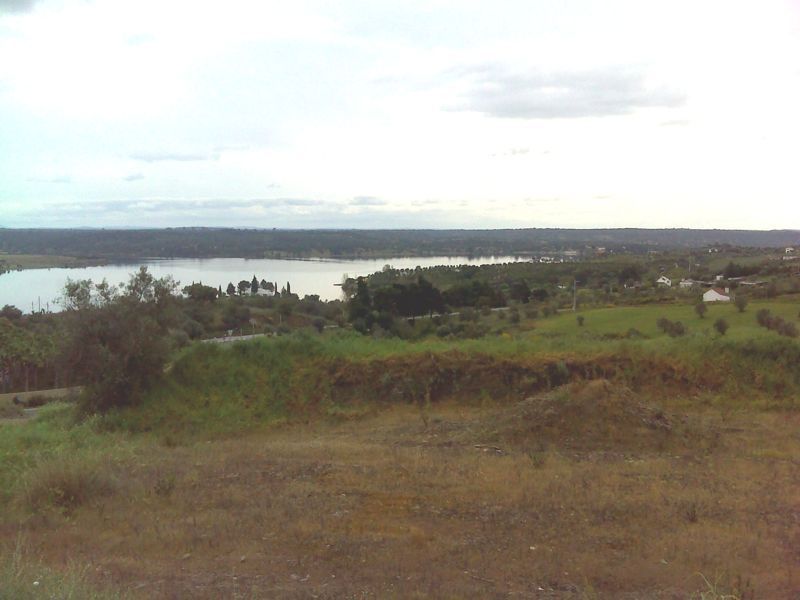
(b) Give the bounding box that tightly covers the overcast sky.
[1,0,799,229]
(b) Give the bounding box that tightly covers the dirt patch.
[464,379,716,454]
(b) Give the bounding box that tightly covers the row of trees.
[184,277,292,301]
[347,277,446,333]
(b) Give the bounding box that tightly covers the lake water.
[0,256,524,312]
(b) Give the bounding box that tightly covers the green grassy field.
[533,298,799,341]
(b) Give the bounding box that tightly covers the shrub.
[713,318,729,336]
[657,317,687,337]
[694,302,707,319]
[734,295,749,313]
[524,307,539,319]
[459,308,478,322]
[756,308,798,338]
[20,457,117,513]
[576,315,585,327]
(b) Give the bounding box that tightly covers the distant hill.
[0,227,797,259]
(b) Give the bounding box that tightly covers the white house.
[787,247,796,254]
[679,279,696,289]
[703,287,731,302]
[656,275,672,287]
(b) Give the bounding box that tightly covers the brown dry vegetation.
[3,380,798,599]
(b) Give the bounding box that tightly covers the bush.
[734,295,749,313]
[459,308,478,322]
[694,302,707,319]
[20,457,117,513]
[576,315,585,327]
[657,317,687,337]
[61,268,179,413]
[524,307,539,319]
[756,308,772,327]
[756,309,798,338]
[713,318,729,336]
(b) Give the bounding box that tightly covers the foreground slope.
[1,326,799,598]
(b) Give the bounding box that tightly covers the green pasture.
[532,299,799,341]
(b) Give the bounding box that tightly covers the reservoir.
[0,255,524,312]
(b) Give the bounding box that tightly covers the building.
[679,279,696,289]
[703,287,731,302]
[656,275,672,287]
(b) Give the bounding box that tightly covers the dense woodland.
[1,227,798,260]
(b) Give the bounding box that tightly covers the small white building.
[679,279,696,289]
[787,247,796,254]
[656,275,672,287]
[703,287,731,302]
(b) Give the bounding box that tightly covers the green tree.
[347,277,374,333]
[226,282,236,296]
[713,318,729,336]
[0,305,22,321]
[694,302,707,319]
[61,267,179,413]
[734,295,749,313]
[509,280,531,304]
[183,283,218,302]
[238,280,250,295]
[251,275,259,295]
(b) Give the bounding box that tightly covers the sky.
[1,0,799,229]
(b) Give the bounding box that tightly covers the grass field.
[533,298,800,341]
[1,301,799,598]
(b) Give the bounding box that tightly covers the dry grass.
[2,382,798,598]
[0,535,127,599]
[19,455,119,514]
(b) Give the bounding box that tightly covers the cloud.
[451,65,685,119]
[123,173,144,182]
[27,175,71,183]
[660,119,690,127]
[491,147,530,157]
[130,151,219,163]
[282,198,323,206]
[0,0,40,14]
[350,196,386,206]
[65,198,332,216]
